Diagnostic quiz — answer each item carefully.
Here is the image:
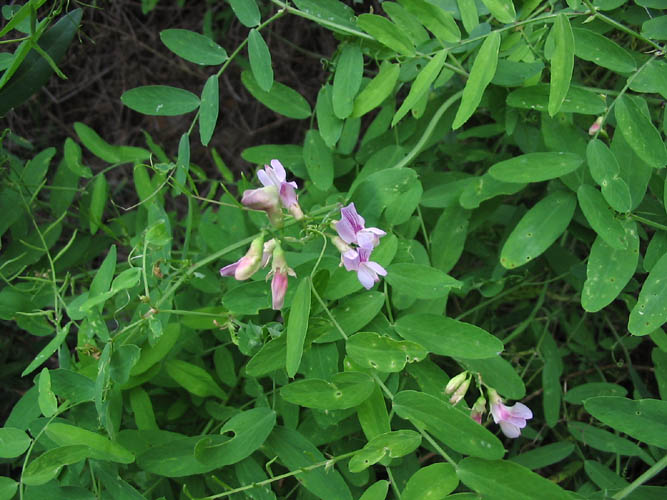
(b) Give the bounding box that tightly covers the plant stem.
[613,453,667,499]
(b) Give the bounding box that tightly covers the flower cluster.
[220,159,303,310]
[220,235,295,310]
[445,372,533,439]
[241,160,304,227]
[333,203,387,290]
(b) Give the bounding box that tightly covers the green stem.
[197,450,358,499]
[392,90,463,169]
[613,454,667,499]
[311,284,348,340]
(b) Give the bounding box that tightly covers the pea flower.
[470,396,486,425]
[257,159,304,220]
[588,116,603,136]
[342,247,387,290]
[335,203,385,250]
[220,235,265,280]
[267,243,295,310]
[241,185,283,227]
[488,388,533,438]
[444,372,468,396]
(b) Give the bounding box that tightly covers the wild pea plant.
[1,0,667,499]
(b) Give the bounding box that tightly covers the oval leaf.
[332,44,364,119]
[357,14,415,56]
[280,371,374,410]
[576,184,628,249]
[629,252,667,335]
[346,331,428,372]
[489,152,583,183]
[248,29,273,92]
[395,314,504,359]
[500,191,576,269]
[614,95,667,169]
[548,14,574,116]
[199,75,219,147]
[349,430,421,473]
[159,29,228,65]
[286,278,311,377]
[121,85,200,116]
[386,263,462,299]
[241,71,311,119]
[402,463,459,500]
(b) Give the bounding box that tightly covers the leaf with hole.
[280,371,375,410]
[349,430,421,473]
[346,332,427,372]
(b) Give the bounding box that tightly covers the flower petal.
[365,261,387,276]
[499,421,521,438]
[219,262,239,277]
[341,203,365,233]
[279,183,298,208]
[357,266,377,289]
[336,218,358,245]
[508,402,533,420]
[257,169,273,187]
[270,159,287,181]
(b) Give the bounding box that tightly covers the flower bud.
[331,235,352,254]
[269,243,296,310]
[445,371,468,395]
[470,396,486,424]
[241,186,283,227]
[234,235,264,280]
[588,116,603,136]
[449,377,470,405]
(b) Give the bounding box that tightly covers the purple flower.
[489,389,532,438]
[257,160,301,211]
[342,247,387,290]
[220,235,264,281]
[241,186,283,227]
[335,203,385,250]
[268,243,295,310]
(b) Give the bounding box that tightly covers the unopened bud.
[445,371,468,395]
[234,235,264,280]
[470,396,486,424]
[588,116,603,136]
[449,378,470,405]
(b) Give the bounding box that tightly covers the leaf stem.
[613,453,667,499]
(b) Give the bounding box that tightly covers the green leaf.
[248,29,273,92]
[581,223,638,313]
[352,61,400,118]
[175,133,190,189]
[399,0,461,43]
[0,9,82,116]
[73,122,150,164]
[349,430,421,473]
[346,332,427,372]
[228,0,260,27]
[359,481,389,500]
[402,463,459,500]
[357,14,415,56]
[629,253,667,335]
[21,323,70,376]
[584,397,667,448]
[457,0,479,33]
[629,59,667,99]
[460,356,525,399]
[129,387,157,430]
[22,445,89,486]
[586,139,632,213]
[564,382,627,404]
[0,476,18,500]
[393,49,447,127]
[500,191,576,269]
[572,28,636,74]
[194,408,276,466]
[199,75,219,146]
[457,458,572,499]
[303,129,334,190]
[241,71,311,119]
[159,29,228,65]
[507,84,605,115]
[453,31,500,129]
[642,15,667,40]
[459,174,525,209]
[131,323,180,376]
[357,385,391,440]
[0,427,31,458]
[510,442,575,470]
[568,422,644,456]
[165,359,226,399]
[38,368,57,417]
[292,0,357,32]
[235,457,277,500]
[386,263,461,299]
[316,85,342,147]
[46,422,135,463]
[393,391,504,459]
[614,95,667,169]
[88,174,107,235]
[480,0,516,23]
[267,426,353,500]
[577,184,629,249]
[548,14,574,116]
[286,278,311,377]
[430,206,470,272]
[280,371,375,410]
[488,152,583,183]
[332,44,364,119]
[395,314,504,359]
[121,85,200,116]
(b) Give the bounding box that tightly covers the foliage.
[1,0,667,499]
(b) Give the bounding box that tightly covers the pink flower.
[220,235,264,280]
[488,389,532,438]
[241,186,284,227]
[267,243,295,310]
[588,116,603,136]
[257,160,303,219]
[335,203,385,250]
[342,247,387,290]
[470,396,486,425]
